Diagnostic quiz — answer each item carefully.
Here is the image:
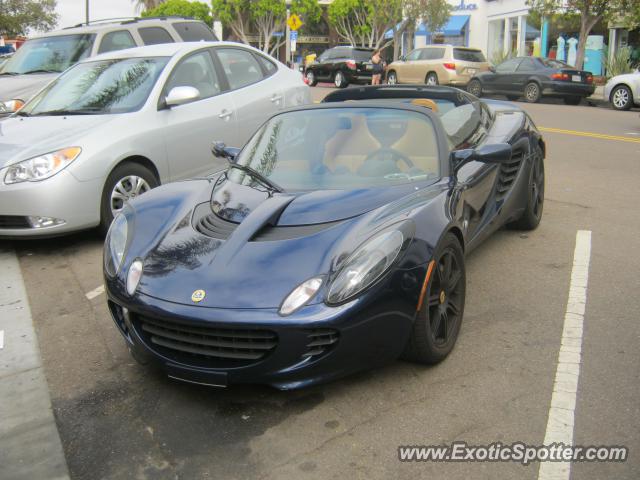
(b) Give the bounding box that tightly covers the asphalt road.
[4,88,640,480]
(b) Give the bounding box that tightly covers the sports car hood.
[0,115,115,167]
[135,176,424,309]
[0,73,57,102]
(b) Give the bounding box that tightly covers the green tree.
[142,0,212,24]
[390,0,451,60]
[212,0,321,54]
[328,0,400,48]
[527,0,637,69]
[0,0,58,36]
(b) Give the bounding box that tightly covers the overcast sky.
[55,0,138,29]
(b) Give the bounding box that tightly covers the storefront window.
[488,19,505,63]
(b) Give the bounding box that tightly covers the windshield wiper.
[13,111,30,117]
[33,108,101,116]
[227,162,284,194]
[21,69,61,75]
[0,71,19,76]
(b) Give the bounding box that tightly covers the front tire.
[305,70,317,87]
[334,71,348,88]
[467,79,482,97]
[508,144,544,230]
[99,162,158,234]
[387,71,398,85]
[403,233,466,364]
[425,72,439,86]
[610,85,633,110]
[524,82,541,103]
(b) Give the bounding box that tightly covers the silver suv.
[0,16,218,114]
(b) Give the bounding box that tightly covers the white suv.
[0,16,218,114]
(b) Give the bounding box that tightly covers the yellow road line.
[539,126,640,144]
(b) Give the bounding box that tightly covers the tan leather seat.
[323,115,380,173]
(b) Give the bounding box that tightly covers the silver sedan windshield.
[21,57,169,116]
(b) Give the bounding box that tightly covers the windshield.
[21,57,169,116]
[230,108,440,191]
[0,34,95,75]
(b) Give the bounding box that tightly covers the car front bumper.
[0,169,102,237]
[105,272,420,390]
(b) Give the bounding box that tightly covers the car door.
[314,50,331,80]
[401,49,425,83]
[161,48,238,180]
[512,57,538,93]
[492,58,522,93]
[213,46,280,147]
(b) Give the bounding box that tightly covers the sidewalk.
[0,248,69,480]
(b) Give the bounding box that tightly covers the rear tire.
[508,144,544,231]
[305,70,317,87]
[387,71,398,85]
[334,71,348,88]
[563,96,582,105]
[524,82,541,103]
[610,85,633,110]
[425,72,439,86]
[99,162,158,235]
[467,79,482,97]
[402,233,466,364]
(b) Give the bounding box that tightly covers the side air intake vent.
[251,220,342,242]
[496,151,524,201]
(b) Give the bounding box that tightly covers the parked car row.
[0,16,218,115]
[0,41,309,237]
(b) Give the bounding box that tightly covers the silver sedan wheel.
[110,175,150,217]
[612,87,630,110]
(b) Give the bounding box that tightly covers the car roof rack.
[64,16,195,29]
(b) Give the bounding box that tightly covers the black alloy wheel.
[403,233,466,364]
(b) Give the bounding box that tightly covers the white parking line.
[538,230,592,480]
[85,285,105,300]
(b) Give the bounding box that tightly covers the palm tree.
[132,0,165,14]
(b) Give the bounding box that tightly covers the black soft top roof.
[323,85,473,106]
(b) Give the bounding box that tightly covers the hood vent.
[192,202,239,240]
[251,220,343,242]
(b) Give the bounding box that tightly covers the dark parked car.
[467,57,595,105]
[304,46,374,88]
[104,85,545,389]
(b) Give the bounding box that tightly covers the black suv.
[304,46,374,88]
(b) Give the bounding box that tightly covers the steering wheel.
[363,148,414,169]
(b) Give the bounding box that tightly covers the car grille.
[0,216,30,229]
[496,151,524,201]
[134,315,277,368]
[302,329,339,359]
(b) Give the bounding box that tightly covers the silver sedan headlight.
[327,229,405,305]
[104,213,129,277]
[4,147,82,184]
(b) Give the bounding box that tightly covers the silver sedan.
[604,70,640,111]
[0,42,310,237]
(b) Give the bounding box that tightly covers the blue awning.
[416,15,470,36]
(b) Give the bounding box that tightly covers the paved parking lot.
[2,88,639,479]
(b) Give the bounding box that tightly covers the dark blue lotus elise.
[104,85,545,390]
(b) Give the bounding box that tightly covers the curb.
[0,248,70,480]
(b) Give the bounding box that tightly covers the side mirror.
[489,66,496,73]
[212,141,240,161]
[399,55,406,62]
[164,86,200,108]
[451,143,512,172]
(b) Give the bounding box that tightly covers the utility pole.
[85,0,90,24]
[285,1,291,66]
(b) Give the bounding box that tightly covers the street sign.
[291,31,298,52]
[287,14,303,31]
[290,31,298,41]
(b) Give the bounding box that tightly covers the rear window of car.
[352,49,374,62]
[172,22,217,41]
[453,48,486,63]
[541,58,570,69]
[138,27,174,45]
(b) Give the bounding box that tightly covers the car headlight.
[4,147,82,184]
[280,277,323,316]
[127,259,143,295]
[1,99,24,113]
[327,229,404,305]
[104,213,129,277]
